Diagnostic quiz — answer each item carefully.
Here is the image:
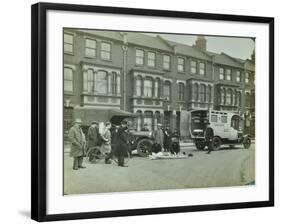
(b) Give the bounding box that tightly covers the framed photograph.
[31,2,274,222]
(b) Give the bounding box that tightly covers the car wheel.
[195,141,206,150]
[137,138,153,157]
[209,136,222,151]
[243,137,251,149]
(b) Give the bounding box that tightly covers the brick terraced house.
[63,29,255,138]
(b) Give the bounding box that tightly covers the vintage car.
[188,109,251,151]
[74,107,153,156]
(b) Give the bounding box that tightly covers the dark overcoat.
[115,127,129,157]
[68,126,86,157]
[163,129,172,150]
[87,126,99,148]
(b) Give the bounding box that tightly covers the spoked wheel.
[87,147,102,163]
[112,150,131,164]
[137,138,153,157]
[208,136,222,151]
[195,140,206,150]
[243,137,251,149]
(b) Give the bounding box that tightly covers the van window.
[211,115,217,122]
[221,116,227,123]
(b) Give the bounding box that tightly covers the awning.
[73,107,136,125]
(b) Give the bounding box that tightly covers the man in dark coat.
[163,127,172,152]
[68,118,86,170]
[87,121,99,149]
[115,120,129,167]
[151,123,164,152]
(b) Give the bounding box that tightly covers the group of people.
[68,118,130,170]
[151,123,180,154]
[68,118,180,170]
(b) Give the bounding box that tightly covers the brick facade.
[63,29,255,138]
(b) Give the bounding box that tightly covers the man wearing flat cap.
[68,118,86,170]
[115,120,129,167]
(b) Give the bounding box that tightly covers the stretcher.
[149,152,188,160]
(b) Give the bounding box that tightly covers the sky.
[145,33,255,60]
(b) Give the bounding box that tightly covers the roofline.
[221,52,245,66]
[66,29,251,62]
[156,35,175,50]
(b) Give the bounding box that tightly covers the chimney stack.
[194,36,207,52]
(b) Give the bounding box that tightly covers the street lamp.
[121,32,128,111]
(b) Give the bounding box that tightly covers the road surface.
[64,144,255,195]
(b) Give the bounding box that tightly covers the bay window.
[163,81,171,100]
[144,78,153,97]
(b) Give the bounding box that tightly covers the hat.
[121,120,128,125]
[74,118,82,124]
[91,121,98,125]
[157,123,162,127]
[105,121,111,126]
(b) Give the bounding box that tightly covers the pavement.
[64,143,255,195]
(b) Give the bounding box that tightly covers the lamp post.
[121,33,128,111]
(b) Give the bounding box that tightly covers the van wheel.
[209,137,222,151]
[243,137,251,149]
[195,141,206,150]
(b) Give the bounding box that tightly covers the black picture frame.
[31,2,274,222]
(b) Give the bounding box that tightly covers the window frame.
[177,57,185,72]
[236,71,241,83]
[136,49,145,65]
[178,82,185,101]
[226,68,232,81]
[219,67,225,80]
[191,60,197,74]
[245,72,250,83]
[147,51,156,67]
[163,54,171,70]
[85,38,97,58]
[64,32,74,54]
[163,81,171,100]
[64,67,74,92]
[199,62,205,76]
[94,70,108,95]
[100,42,112,61]
[143,77,153,97]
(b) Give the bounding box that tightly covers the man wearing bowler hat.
[115,120,129,167]
[68,118,86,170]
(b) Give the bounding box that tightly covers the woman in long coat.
[87,121,99,149]
[115,121,129,167]
[100,122,112,164]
